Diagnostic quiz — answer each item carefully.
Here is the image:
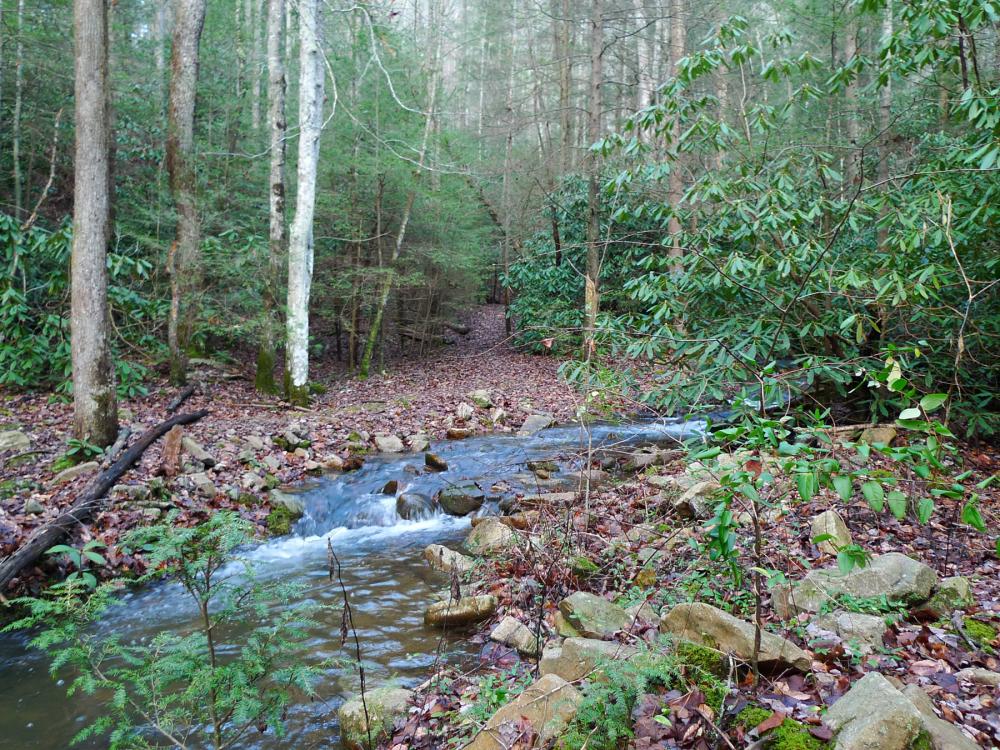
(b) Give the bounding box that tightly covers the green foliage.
[734,706,827,749]
[962,618,998,650]
[3,512,325,749]
[465,668,533,726]
[265,506,296,536]
[45,541,108,591]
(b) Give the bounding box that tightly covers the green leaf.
[692,447,721,460]
[833,474,853,501]
[899,407,922,420]
[862,481,885,511]
[796,472,817,502]
[83,550,107,565]
[919,393,948,412]
[887,490,907,520]
[913,464,931,479]
[916,498,934,524]
[961,502,986,533]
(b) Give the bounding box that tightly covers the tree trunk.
[558,0,573,173]
[251,0,265,131]
[501,9,517,335]
[255,0,286,394]
[582,0,603,359]
[12,0,25,218]
[71,0,118,447]
[877,1,892,249]
[166,0,207,386]
[844,14,860,189]
[285,0,324,404]
[667,0,685,271]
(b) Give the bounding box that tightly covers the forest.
[0,0,998,748]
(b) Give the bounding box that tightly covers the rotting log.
[0,409,208,591]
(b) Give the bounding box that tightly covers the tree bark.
[667,0,685,271]
[255,0,287,394]
[166,0,207,386]
[12,0,25,218]
[844,14,860,189]
[501,8,517,335]
[877,1,892,249]
[71,0,119,447]
[582,0,603,359]
[285,0,324,404]
[251,0,265,131]
[558,0,573,173]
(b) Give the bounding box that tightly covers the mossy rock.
[963,617,997,652]
[909,729,933,750]
[734,706,828,749]
[675,640,727,679]
[266,506,295,536]
[235,492,259,507]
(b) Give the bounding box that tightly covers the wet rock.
[423,544,475,574]
[489,407,506,425]
[455,402,475,421]
[490,616,541,656]
[474,510,538,531]
[320,454,345,471]
[407,433,430,452]
[540,637,637,682]
[181,436,216,468]
[397,493,434,520]
[0,430,30,453]
[437,483,485,515]
[673,480,721,519]
[558,592,630,639]
[955,667,1000,686]
[527,459,558,474]
[270,489,305,517]
[912,576,972,620]
[465,518,517,555]
[374,434,405,453]
[824,672,924,750]
[772,553,938,618]
[424,594,497,626]
[468,389,493,408]
[809,611,886,654]
[189,472,217,498]
[446,427,473,439]
[338,686,413,750]
[51,461,100,486]
[464,674,581,750]
[900,684,981,750]
[660,602,811,671]
[517,413,553,436]
[811,509,852,555]
[381,479,399,495]
[424,452,449,472]
[23,498,44,515]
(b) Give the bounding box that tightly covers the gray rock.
[912,576,972,619]
[455,402,475,421]
[397,493,435,520]
[241,471,266,492]
[673,481,721,519]
[407,433,430,452]
[464,674,581,750]
[627,601,660,630]
[189,472,217,498]
[539,637,637,682]
[900,684,981,750]
[424,452,448,472]
[424,595,497,626]
[338,686,413,750]
[518,413,554,436]
[181,436,216,468]
[437,483,485,515]
[423,544,475,574]
[811,509,852,555]
[810,611,886,654]
[465,518,517,555]
[320,454,345,471]
[22,498,44,515]
[270,489,305,517]
[772,553,938,618]
[263,454,282,472]
[860,425,897,445]
[954,667,1000,687]
[490,616,541,656]
[374,434,405,453]
[111,483,151,502]
[381,479,399,495]
[558,592,631,639]
[51,461,100,486]
[0,430,30,453]
[244,435,266,450]
[490,407,506,425]
[824,672,923,750]
[660,602,811,671]
[468,389,493,408]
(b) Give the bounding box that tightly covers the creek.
[0,417,705,749]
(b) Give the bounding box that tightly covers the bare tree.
[71,0,118,446]
[582,0,603,358]
[844,12,860,189]
[667,0,685,271]
[285,0,325,403]
[256,0,287,394]
[12,0,25,217]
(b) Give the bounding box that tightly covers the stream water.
[0,418,705,749]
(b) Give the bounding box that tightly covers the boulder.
[772,553,937,618]
[23,498,44,515]
[518,413,554,436]
[811,509,852,555]
[809,611,886,654]
[446,427,474,440]
[527,459,559,474]
[627,601,659,631]
[659,602,811,672]
[468,389,493,408]
[241,471,266,492]
[553,611,580,637]
[374,434,405,453]
[337,686,413,750]
[437,483,485,515]
[397,493,435,520]
[464,674,581,750]
[320,454,345,471]
[490,616,541,656]
[954,667,1000,687]
[189,472,218,498]
[424,595,497,627]
[673,481,721,519]
[424,452,449,472]
[423,544,475,574]
[912,576,972,620]
[407,433,430,452]
[539,637,637,682]
[456,403,475,421]
[465,518,517,555]
[860,425,897,446]
[244,435,266,450]
[270,489,306,517]
[51,461,100,486]
[558,592,631,639]
[490,407,506,425]
[181,436,216,468]
[823,673,922,750]
[900,684,981,750]
[0,430,30,453]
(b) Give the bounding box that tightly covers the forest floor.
[0,305,583,594]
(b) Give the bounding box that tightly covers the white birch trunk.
[71,0,118,446]
[285,0,324,403]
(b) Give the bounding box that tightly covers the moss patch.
[266,506,295,536]
[909,730,933,750]
[734,706,827,749]
[675,640,727,679]
[570,555,600,576]
[963,618,997,651]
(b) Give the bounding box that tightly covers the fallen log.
[0,409,209,591]
[166,384,197,413]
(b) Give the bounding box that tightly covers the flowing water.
[0,418,705,749]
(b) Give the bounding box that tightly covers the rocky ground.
[0,305,580,595]
[338,433,1000,750]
